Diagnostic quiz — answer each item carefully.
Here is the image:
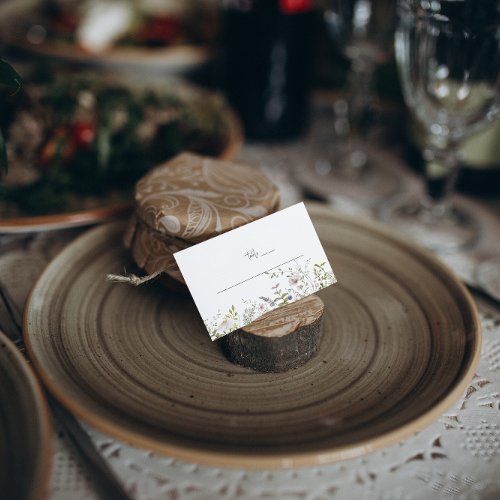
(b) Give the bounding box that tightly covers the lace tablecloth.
[1,103,499,499]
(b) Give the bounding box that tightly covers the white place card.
[174,202,337,340]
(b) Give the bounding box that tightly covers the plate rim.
[23,203,482,469]
[0,329,53,498]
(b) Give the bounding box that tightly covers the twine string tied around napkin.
[106,271,163,286]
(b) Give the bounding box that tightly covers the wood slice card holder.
[220,295,325,373]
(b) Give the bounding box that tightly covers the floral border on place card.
[205,258,335,339]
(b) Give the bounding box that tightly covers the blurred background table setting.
[1,0,500,499]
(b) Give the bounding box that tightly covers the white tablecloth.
[1,102,499,499]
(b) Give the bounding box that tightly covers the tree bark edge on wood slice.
[219,295,325,373]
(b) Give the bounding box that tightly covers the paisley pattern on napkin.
[133,152,280,243]
[124,153,279,284]
[124,214,191,283]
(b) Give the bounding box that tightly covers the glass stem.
[346,55,376,138]
[330,54,376,174]
[422,147,461,216]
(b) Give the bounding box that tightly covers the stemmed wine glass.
[322,0,396,177]
[380,0,500,253]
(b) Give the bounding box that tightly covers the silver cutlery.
[463,279,500,310]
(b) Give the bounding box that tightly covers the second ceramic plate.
[0,330,52,499]
[24,204,481,468]
[0,0,213,73]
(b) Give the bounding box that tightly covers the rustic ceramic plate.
[0,330,52,499]
[24,204,481,468]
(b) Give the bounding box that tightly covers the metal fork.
[0,279,133,500]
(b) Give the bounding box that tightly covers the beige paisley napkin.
[122,153,280,284]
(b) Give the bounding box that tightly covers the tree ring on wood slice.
[220,295,325,373]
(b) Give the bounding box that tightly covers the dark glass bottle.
[221,0,314,141]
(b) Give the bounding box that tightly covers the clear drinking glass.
[322,0,396,177]
[380,0,500,253]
